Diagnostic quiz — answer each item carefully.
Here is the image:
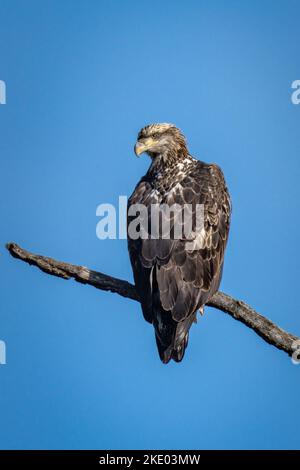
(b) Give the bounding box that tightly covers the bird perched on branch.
[127,123,231,363]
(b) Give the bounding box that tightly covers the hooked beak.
[134,138,155,156]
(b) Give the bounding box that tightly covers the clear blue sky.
[0,0,299,450]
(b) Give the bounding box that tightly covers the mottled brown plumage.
[128,123,231,363]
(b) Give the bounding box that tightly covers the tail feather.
[154,310,196,364]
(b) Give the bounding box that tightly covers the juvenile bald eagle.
[127,123,231,363]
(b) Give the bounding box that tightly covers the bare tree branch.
[6,242,299,358]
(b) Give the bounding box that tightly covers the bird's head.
[134,123,188,161]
